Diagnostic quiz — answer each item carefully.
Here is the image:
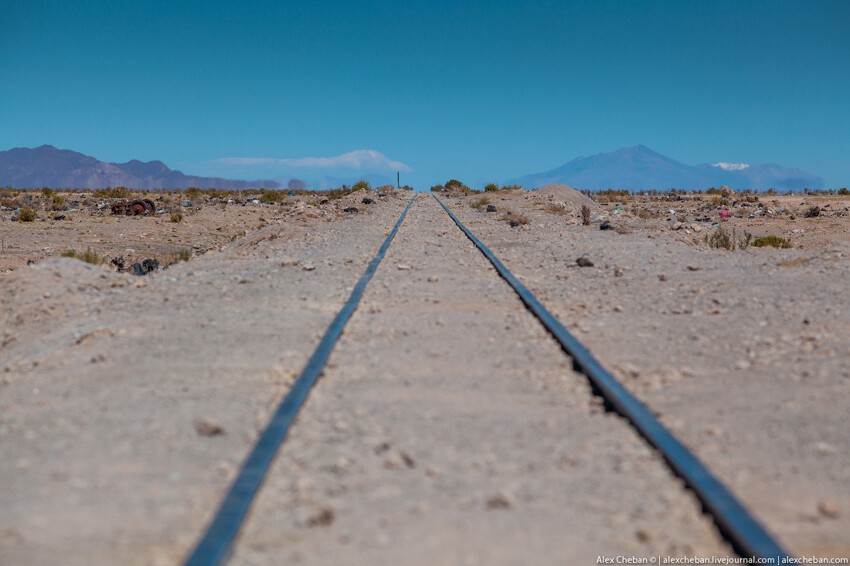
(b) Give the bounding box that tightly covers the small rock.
[384,450,415,469]
[427,276,439,282]
[397,264,411,271]
[485,204,497,212]
[613,266,624,277]
[689,223,702,232]
[302,263,316,271]
[486,492,513,509]
[658,273,668,282]
[281,257,300,267]
[343,206,358,213]
[814,441,836,455]
[671,221,683,230]
[599,221,611,230]
[686,265,702,271]
[576,256,594,267]
[195,419,225,437]
[817,500,840,519]
[635,527,655,543]
[307,506,335,527]
[734,360,751,370]
[361,198,374,204]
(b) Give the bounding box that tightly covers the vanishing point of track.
[184,194,791,565]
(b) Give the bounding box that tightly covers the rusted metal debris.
[110,199,156,216]
[111,255,159,275]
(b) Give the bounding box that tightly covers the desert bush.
[430,184,445,192]
[545,203,568,215]
[472,196,491,210]
[633,207,653,220]
[95,186,130,199]
[351,180,371,191]
[260,190,285,203]
[170,248,192,262]
[19,207,36,222]
[61,248,105,265]
[752,235,793,248]
[838,188,849,196]
[170,213,183,222]
[597,189,630,198]
[803,206,820,218]
[444,179,473,195]
[501,210,529,227]
[501,184,522,191]
[183,187,203,199]
[327,187,354,200]
[484,183,500,192]
[580,205,591,226]
[51,194,65,210]
[708,226,734,250]
[42,187,54,196]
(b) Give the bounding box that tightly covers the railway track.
[185,194,791,565]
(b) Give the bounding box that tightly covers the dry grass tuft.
[501,210,529,227]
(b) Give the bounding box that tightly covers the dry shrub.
[61,248,105,265]
[753,235,793,248]
[580,205,590,225]
[472,196,491,210]
[501,210,529,227]
[19,207,36,222]
[545,203,568,215]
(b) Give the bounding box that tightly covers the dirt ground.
[1,186,848,564]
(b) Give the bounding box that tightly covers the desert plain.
[1,185,848,565]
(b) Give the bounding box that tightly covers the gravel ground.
[445,190,850,557]
[1,188,847,564]
[232,195,727,564]
[0,191,411,565]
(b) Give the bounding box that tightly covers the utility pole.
[397,171,400,189]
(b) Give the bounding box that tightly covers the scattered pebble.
[635,527,656,543]
[576,256,594,267]
[302,263,316,271]
[194,419,225,437]
[818,500,840,519]
[384,450,415,469]
[397,264,412,271]
[307,506,335,527]
[486,492,513,509]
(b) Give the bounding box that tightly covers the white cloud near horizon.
[712,162,750,171]
[216,149,413,172]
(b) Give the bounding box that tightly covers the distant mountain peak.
[0,145,280,189]
[511,145,822,191]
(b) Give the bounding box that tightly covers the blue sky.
[2,0,848,189]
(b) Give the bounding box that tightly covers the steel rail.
[184,195,417,566]
[433,194,791,561]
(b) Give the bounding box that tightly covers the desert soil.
[1,187,848,564]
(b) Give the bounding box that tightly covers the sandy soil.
[1,187,848,564]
